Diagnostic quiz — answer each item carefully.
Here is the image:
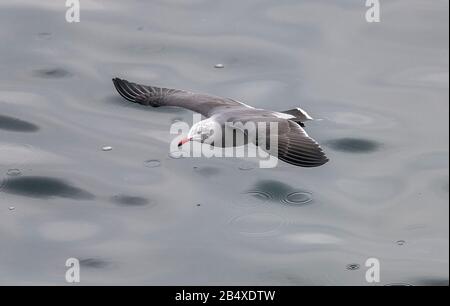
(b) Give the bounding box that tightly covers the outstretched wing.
[112,78,250,117]
[274,120,329,167]
[225,111,329,168]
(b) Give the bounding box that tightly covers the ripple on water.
[396,240,406,246]
[249,180,314,206]
[228,212,285,237]
[144,159,161,168]
[251,180,292,200]
[325,138,380,153]
[346,264,360,271]
[233,191,272,208]
[6,169,22,177]
[281,191,313,206]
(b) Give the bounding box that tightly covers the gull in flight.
[113,78,328,167]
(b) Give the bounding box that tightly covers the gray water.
[0,0,448,286]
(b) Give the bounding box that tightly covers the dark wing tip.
[277,125,330,168]
[112,77,149,104]
[279,148,329,168]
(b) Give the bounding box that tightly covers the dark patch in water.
[412,277,449,286]
[2,176,94,199]
[112,195,150,206]
[79,258,110,269]
[252,180,293,200]
[193,166,220,177]
[0,114,39,132]
[33,68,71,79]
[326,138,380,153]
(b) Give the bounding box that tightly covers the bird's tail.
[280,107,313,122]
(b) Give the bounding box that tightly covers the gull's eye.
[197,131,201,134]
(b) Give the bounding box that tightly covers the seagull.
[112,78,328,167]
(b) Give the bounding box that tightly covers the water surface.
[0,0,448,285]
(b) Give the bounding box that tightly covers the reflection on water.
[0,114,39,132]
[0,0,448,285]
[2,176,94,200]
[79,258,111,269]
[111,194,152,207]
[32,68,72,79]
[325,138,380,153]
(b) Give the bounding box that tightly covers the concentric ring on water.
[396,240,406,246]
[281,191,313,205]
[144,159,161,168]
[346,263,360,271]
[6,169,22,177]
[228,212,285,237]
[233,191,272,208]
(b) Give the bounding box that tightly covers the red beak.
[178,137,192,147]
